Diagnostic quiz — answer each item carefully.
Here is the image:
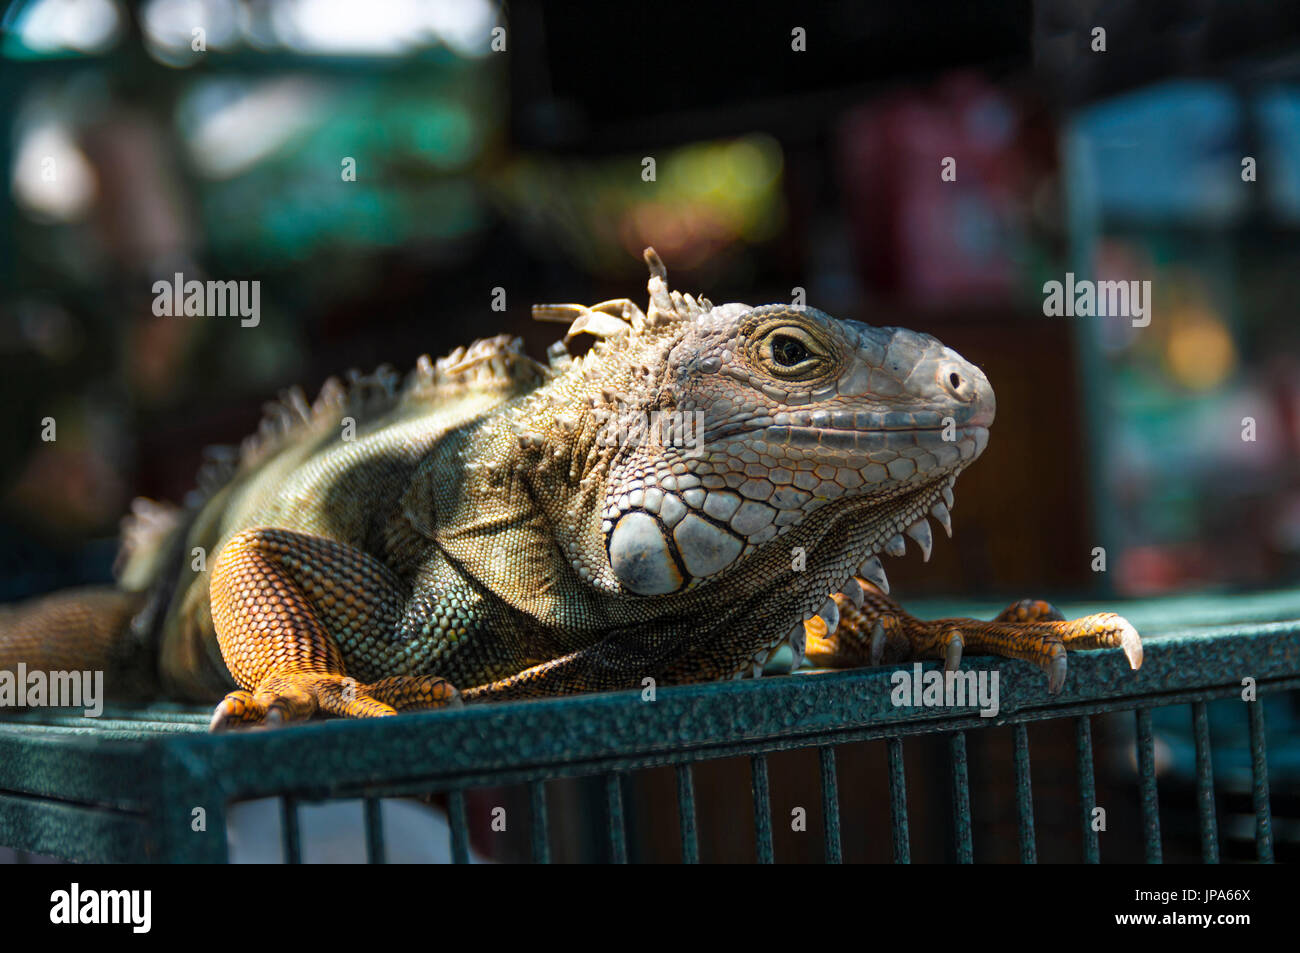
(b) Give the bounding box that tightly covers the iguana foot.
[209,672,461,731]
[805,580,1142,693]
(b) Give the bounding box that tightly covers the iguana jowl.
[0,249,1142,729]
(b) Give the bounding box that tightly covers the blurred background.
[2,0,1299,862]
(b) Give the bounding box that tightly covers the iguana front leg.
[805,579,1142,692]
[208,528,460,730]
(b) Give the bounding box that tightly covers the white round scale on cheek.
[671,513,744,579]
[607,511,683,595]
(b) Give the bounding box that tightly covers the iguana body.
[0,250,1141,729]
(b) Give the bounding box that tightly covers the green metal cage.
[0,589,1296,863]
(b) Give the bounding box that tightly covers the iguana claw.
[809,579,1143,694]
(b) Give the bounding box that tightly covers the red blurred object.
[838,75,1042,306]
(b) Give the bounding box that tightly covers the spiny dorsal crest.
[189,335,547,514]
[530,247,714,351]
[429,335,547,384]
[643,247,713,327]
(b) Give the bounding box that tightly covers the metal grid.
[0,589,1297,863]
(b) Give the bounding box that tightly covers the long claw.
[943,628,964,672]
[870,620,887,666]
[1117,618,1143,670]
[1046,648,1068,693]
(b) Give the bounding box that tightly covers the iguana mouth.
[762,423,989,451]
[770,406,992,430]
[711,414,991,441]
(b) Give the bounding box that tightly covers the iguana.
[0,249,1142,730]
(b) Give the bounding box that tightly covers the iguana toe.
[995,598,1067,624]
[209,672,460,731]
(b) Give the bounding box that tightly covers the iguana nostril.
[940,364,970,400]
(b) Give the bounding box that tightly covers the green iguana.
[0,249,1141,730]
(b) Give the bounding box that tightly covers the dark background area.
[2,0,1299,862]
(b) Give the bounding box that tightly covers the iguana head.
[590,252,993,599]
[419,248,994,682]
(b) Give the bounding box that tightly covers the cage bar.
[363,797,385,864]
[280,796,301,864]
[605,773,627,863]
[1012,724,1036,863]
[1246,699,1274,863]
[887,737,910,863]
[1134,707,1162,863]
[676,764,699,864]
[1190,701,1219,864]
[819,746,842,863]
[530,781,550,864]
[751,754,774,864]
[1074,716,1099,863]
[949,732,974,863]
[447,790,470,864]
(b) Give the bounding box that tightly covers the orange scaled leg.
[208,527,460,730]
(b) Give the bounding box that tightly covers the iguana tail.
[0,497,186,703]
[0,586,155,699]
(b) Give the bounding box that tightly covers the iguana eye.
[756,325,827,379]
[772,335,809,367]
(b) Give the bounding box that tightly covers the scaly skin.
[0,249,1142,729]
